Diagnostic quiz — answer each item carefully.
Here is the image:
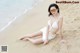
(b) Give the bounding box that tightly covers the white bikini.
[40,15,62,42]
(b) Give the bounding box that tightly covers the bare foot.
[19,34,33,40]
[20,37,26,40]
[21,38,29,41]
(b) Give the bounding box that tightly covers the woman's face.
[50,7,58,15]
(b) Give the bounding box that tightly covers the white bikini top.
[48,15,62,30]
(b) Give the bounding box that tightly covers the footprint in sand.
[74,17,80,21]
[63,30,66,33]
[73,30,77,32]
[78,27,80,29]
[59,40,69,53]
[71,18,80,23]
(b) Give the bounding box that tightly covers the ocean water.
[0,0,44,32]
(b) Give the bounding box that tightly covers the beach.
[0,0,80,53]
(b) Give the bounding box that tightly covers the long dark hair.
[48,3,60,16]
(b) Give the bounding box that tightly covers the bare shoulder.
[60,14,63,19]
[59,14,63,21]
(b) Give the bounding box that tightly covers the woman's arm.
[58,17,67,44]
[58,17,63,39]
[43,25,50,45]
[46,25,50,40]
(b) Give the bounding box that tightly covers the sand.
[0,0,80,53]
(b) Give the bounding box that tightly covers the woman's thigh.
[33,38,43,44]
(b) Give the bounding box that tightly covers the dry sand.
[0,0,80,53]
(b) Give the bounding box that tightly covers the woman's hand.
[43,39,49,45]
[60,38,67,44]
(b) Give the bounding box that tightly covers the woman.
[20,3,63,45]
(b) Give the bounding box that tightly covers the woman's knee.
[33,40,42,44]
[32,40,38,44]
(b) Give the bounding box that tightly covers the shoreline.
[0,0,44,32]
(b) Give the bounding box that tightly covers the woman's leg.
[26,38,43,44]
[20,31,42,40]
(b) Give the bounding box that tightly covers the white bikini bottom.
[40,27,56,42]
